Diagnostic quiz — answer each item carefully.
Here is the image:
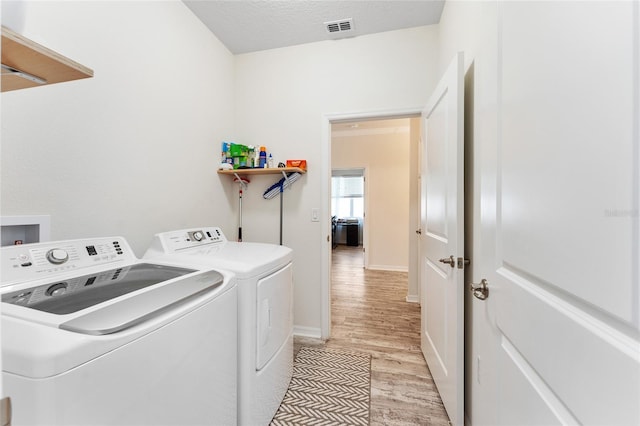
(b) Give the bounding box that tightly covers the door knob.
[439,255,455,267]
[469,279,489,300]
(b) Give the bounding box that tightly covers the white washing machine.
[144,227,293,426]
[1,236,237,426]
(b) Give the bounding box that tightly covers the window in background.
[331,176,364,218]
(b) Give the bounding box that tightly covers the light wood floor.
[294,245,450,425]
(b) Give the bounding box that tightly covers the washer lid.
[2,263,196,315]
[59,269,224,335]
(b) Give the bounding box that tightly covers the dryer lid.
[187,242,292,279]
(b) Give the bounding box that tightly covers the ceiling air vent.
[325,18,354,35]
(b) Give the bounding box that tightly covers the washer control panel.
[147,227,227,254]
[1,237,134,286]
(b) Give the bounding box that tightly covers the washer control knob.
[192,231,204,242]
[46,249,69,265]
[46,282,68,297]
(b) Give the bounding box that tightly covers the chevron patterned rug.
[270,346,371,426]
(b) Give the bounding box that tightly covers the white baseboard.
[293,325,322,339]
[406,294,419,303]
[367,264,408,272]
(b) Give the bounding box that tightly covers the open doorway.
[330,116,419,271]
[329,116,419,279]
[331,169,365,266]
[321,111,421,339]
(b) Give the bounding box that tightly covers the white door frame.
[320,107,422,339]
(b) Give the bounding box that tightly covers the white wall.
[234,26,439,334]
[1,0,236,255]
[332,127,411,272]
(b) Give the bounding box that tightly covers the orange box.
[286,160,307,171]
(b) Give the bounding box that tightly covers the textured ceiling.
[183,0,445,54]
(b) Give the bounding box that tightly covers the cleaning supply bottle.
[221,142,228,164]
[248,145,255,168]
[259,146,267,168]
[268,153,274,168]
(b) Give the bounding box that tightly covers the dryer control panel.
[1,237,135,286]
[146,227,227,255]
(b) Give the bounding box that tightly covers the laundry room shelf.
[218,167,306,246]
[1,26,93,92]
[217,167,306,177]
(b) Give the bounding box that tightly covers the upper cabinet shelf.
[217,167,306,176]
[1,26,93,92]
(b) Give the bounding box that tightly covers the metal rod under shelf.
[1,63,47,84]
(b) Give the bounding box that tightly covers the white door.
[487,2,640,424]
[420,51,465,426]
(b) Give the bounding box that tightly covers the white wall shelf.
[217,167,305,178]
[1,26,93,92]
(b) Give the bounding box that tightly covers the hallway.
[295,245,449,425]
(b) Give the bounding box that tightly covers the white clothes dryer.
[1,236,237,426]
[144,227,293,426]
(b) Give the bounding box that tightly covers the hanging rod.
[1,63,47,85]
